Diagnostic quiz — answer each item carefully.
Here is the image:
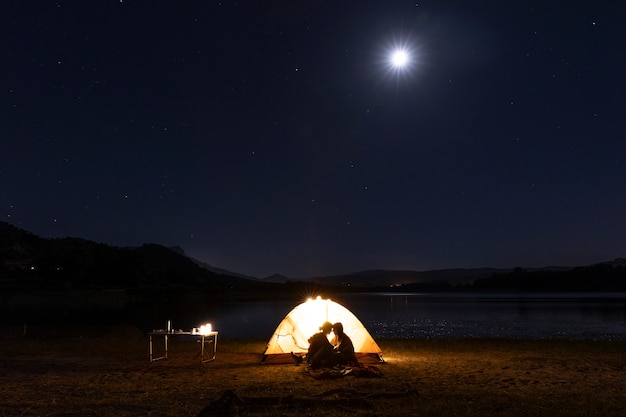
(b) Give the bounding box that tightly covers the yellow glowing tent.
[262,297,383,363]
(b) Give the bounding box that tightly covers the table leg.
[149,333,169,363]
[200,334,217,363]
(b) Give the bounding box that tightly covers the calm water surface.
[130,292,626,340]
[344,292,626,340]
[3,292,626,340]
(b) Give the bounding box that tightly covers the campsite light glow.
[262,297,383,363]
[198,323,212,335]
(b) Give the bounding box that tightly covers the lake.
[344,292,626,340]
[3,292,626,341]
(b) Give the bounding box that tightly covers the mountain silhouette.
[2,221,625,293]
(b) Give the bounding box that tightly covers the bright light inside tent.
[293,297,337,344]
[262,297,383,361]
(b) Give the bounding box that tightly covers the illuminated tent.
[262,297,383,364]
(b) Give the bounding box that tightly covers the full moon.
[390,49,409,68]
[378,39,418,81]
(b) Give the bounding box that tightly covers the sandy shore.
[1,327,624,416]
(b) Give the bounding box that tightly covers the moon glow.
[377,37,419,83]
[390,49,409,68]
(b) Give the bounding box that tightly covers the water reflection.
[338,292,626,341]
[2,292,625,340]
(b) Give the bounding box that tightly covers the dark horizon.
[4,218,626,281]
[3,219,626,295]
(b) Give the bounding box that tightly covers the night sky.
[2,1,625,278]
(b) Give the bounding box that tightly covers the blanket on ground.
[308,365,383,380]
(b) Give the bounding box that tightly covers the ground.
[1,327,624,416]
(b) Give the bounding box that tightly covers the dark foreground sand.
[1,327,624,417]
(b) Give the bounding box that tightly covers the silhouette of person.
[292,321,334,369]
[331,322,358,366]
[307,321,335,369]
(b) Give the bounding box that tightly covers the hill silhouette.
[0,221,274,295]
[303,262,626,292]
[2,221,625,293]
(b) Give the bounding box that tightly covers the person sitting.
[331,322,359,366]
[307,321,335,369]
[292,321,334,369]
